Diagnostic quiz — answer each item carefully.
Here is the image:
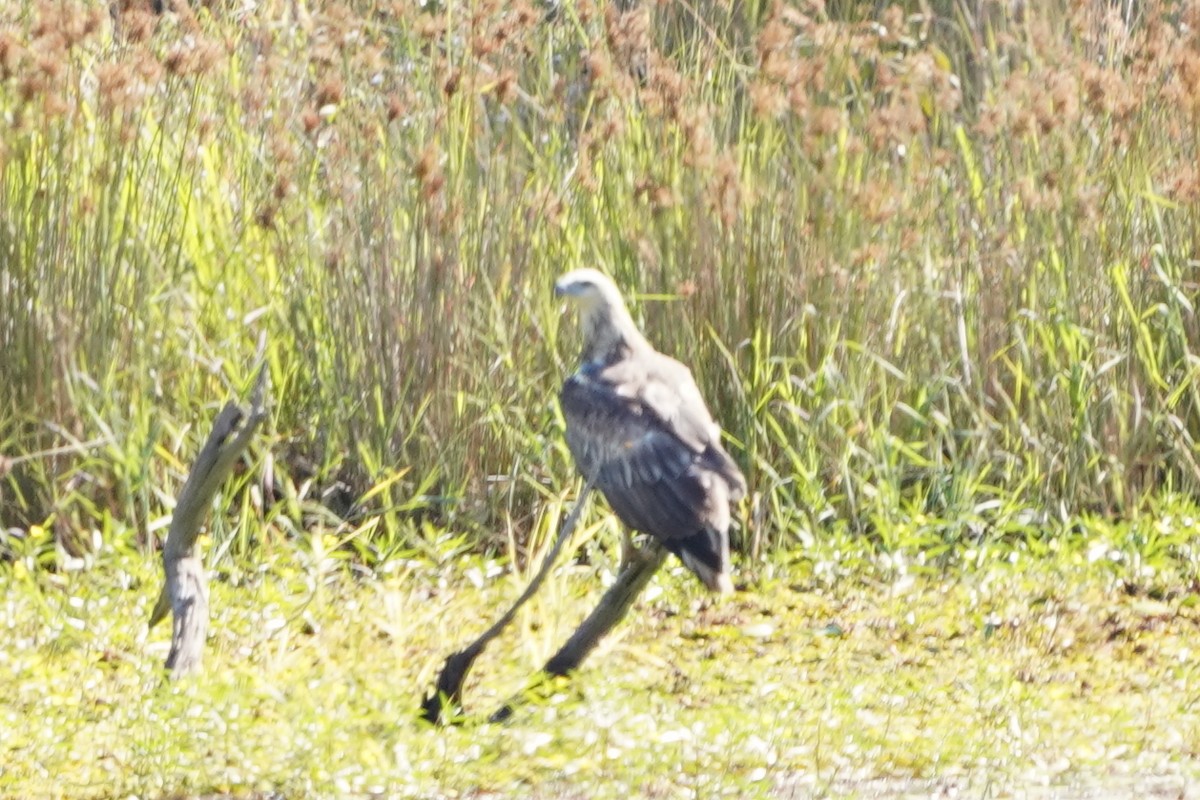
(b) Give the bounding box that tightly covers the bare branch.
[149,362,269,678]
[489,543,667,723]
[420,481,594,724]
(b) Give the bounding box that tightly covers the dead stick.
[489,543,667,723]
[420,481,595,724]
[148,359,269,678]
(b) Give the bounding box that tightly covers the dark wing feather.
[559,350,745,547]
[611,356,747,501]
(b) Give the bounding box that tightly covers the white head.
[554,268,648,360]
[553,268,626,309]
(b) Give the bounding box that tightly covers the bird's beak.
[554,280,570,297]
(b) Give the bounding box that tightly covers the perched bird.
[555,268,747,593]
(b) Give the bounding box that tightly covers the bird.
[554,268,747,593]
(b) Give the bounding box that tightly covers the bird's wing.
[607,354,747,500]
[559,351,744,538]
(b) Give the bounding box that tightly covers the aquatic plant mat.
[4,519,1200,798]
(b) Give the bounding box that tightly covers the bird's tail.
[672,527,733,594]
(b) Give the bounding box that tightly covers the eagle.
[555,268,747,593]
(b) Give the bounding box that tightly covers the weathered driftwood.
[489,542,667,723]
[542,542,667,677]
[148,364,268,677]
[421,481,596,724]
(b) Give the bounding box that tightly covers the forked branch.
[148,361,269,677]
[420,481,594,724]
[489,542,667,722]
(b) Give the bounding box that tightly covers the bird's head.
[554,268,624,306]
[555,268,646,357]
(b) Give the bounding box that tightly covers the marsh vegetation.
[2,0,1200,796]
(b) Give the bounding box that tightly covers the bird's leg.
[618,528,648,571]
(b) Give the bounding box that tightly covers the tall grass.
[1,0,1199,564]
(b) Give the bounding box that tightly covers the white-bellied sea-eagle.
[555,268,747,593]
